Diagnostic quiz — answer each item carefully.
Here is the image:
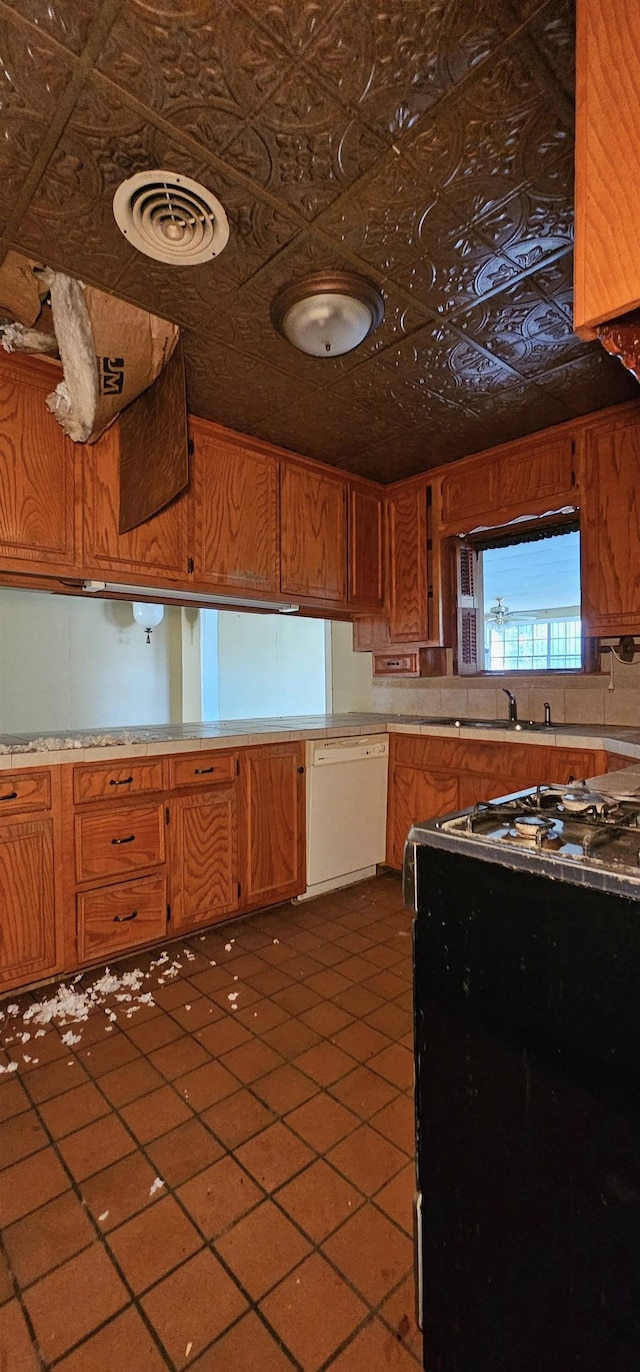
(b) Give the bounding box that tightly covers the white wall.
[0,588,179,733]
[211,610,328,720]
[329,622,373,712]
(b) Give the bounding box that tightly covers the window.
[457,527,582,673]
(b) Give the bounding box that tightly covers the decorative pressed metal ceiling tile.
[0,0,98,53]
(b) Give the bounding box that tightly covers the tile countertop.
[1,714,640,770]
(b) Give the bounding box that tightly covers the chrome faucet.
[502,688,518,723]
[543,701,552,727]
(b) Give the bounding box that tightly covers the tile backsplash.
[371,661,640,728]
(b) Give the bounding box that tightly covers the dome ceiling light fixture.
[270,271,385,358]
[113,170,229,266]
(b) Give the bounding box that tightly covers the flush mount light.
[113,170,229,266]
[270,271,385,357]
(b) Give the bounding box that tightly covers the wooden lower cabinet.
[0,814,58,989]
[386,734,607,869]
[170,786,240,930]
[241,743,306,909]
[387,764,458,869]
[78,875,167,962]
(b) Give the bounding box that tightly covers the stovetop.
[438,781,640,878]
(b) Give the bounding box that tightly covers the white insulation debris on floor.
[0,932,246,1068]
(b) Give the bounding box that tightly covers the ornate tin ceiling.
[0,0,637,481]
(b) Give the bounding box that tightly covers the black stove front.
[413,843,640,1372]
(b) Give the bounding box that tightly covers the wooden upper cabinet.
[81,421,189,582]
[574,0,640,334]
[0,354,75,575]
[388,482,428,642]
[280,462,347,603]
[580,406,640,635]
[191,423,280,593]
[241,743,305,907]
[348,484,385,611]
[440,430,576,534]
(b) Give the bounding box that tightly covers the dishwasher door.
[301,734,389,899]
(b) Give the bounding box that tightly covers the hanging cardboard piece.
[118,336,189,533]
[42,269,179,443]
[0,251,45,326]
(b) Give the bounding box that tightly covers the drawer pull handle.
[113,910,138,923]
[111,834,135,845]
[195,766,215,775]
[0,791,18,802]
[109,776,133,786]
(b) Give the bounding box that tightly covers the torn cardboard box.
[41,268,179,443]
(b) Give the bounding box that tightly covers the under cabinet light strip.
[82,581,300,614]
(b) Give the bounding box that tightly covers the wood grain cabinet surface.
[280,462,347,604]
[81,421,189,583]
[78,874,167,963]
[348,485,385,611]
[440,431,576,533]
[0,815,58,989]
[0,354,75,575]
[581,407,640,635]
[170,786,239,931]
[386,735,605,869]
[388,483,428,643]
[240,743,305,909]
[574,0,640,334]
[190,423,280,594]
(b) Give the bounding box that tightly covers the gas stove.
[439,780,640,879]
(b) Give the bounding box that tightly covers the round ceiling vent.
[113,170,230,266]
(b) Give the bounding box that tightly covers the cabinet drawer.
[169,752,237,790]
[75,804,165,882]
[78,875,167,963]
[73,759,164,804]
[0,770,50,815]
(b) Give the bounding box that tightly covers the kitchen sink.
[414,717,554,732]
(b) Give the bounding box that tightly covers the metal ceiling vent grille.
[113,171,230,266]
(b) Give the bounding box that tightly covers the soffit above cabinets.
[1,0,637,482]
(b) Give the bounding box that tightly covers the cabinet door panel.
[280,465,346,602]
[495,435,575,513]
[389,485,427,642]
[387,765,458,869]
[171,788,239,930]
[82,423,188,580]
[457,773,514,809]
[0,817,57,986]
[348,486,384,610]
[192,428,279,592]
[0,355,74,572]
[242,745,305,907]
[582,412,640,634]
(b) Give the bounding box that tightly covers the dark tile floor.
[0,873,421,1370]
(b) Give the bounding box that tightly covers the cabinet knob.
[111,834,135,845]
[297,766,305,774]
[195,766,215,775]
[113,910,138,923]
[0,790,18,802]
[109,776,133,786]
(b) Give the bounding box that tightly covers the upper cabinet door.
[581,407,640,635]
[81,423,189,582]
[441,432,576,534]
[574,0,640,334]
[0,355,75,574]
[348,485,385,611]
[280,463,347,603]
[388,483,428,642]
[191,424,279,593]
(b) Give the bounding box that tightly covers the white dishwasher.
[299,734,389,900]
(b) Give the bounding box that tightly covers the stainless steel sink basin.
[414,717,553,732]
